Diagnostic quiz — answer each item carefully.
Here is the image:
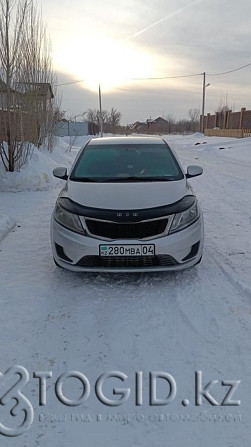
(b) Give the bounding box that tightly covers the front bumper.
[51,214,204,272]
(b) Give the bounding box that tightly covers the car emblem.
[116,212,138,217]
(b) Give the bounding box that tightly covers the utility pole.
[201,72,210,134]
[99,84,103,137]
[201,72,206,134]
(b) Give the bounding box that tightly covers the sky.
[41,0,251,124]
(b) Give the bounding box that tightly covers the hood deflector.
[58,196,196,223]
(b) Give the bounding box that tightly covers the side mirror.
[53,167,68,180]
[186,165,203,178]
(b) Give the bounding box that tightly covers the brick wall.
[242,109,251,128]
[228,112,240,129]
[201,108,251,130]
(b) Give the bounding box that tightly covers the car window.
[70,143,184,181]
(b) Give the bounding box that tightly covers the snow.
[0,134,251,446]
[0,136,90,192]
[0,213,16,241]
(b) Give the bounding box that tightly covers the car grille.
[76,255,178,268]
[85,218,169,240]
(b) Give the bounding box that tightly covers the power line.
[55,73,202,87]
[103,98,193,102]
[208,62,251,76]
[55,62,251,87]
[126,73,202,80]
[55,79,85,87]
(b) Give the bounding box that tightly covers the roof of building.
[0,80,54,99]
[22,82,54,99]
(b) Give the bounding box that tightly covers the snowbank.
[0,136,90,192]
[0,213,15,241]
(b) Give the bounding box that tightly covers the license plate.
[99,244,155,257]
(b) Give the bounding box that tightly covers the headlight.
[54,200,86,235]
[169,201,199,233]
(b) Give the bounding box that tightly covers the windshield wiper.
[70,177,102,182]
[102,176,175,182]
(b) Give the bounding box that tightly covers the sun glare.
[53,34,171,92]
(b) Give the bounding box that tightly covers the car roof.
[88,136,165,145]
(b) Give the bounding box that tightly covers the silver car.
[51,136,204,272]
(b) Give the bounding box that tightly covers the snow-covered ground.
[0,134,250,446]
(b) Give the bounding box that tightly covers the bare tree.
[188,107,200,132]
[86,107,122,134]
[0,0,57,171]
[96,109,109,130]
[17,3,58,151]
[108,108,121,126]
[53,107,67,122]
[216,93,230,114]
[86,108,96,124]
[0,0,31,171]
[86,109,99,135]
[188,107,200,122]
[163,113,175,134]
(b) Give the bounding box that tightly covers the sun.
[53,34,163,92]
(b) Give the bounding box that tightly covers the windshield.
[70,143,184,182]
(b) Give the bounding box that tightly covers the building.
[131,117,170,134]
[0,79,22,109]
[0,79,54,144]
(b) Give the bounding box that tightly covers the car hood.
[60,179,192,210]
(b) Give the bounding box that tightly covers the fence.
[0,110,39,143]
[200,108,251,138]
[201,108,251,130]
[56,121,95,137]
[204,128,251,138]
